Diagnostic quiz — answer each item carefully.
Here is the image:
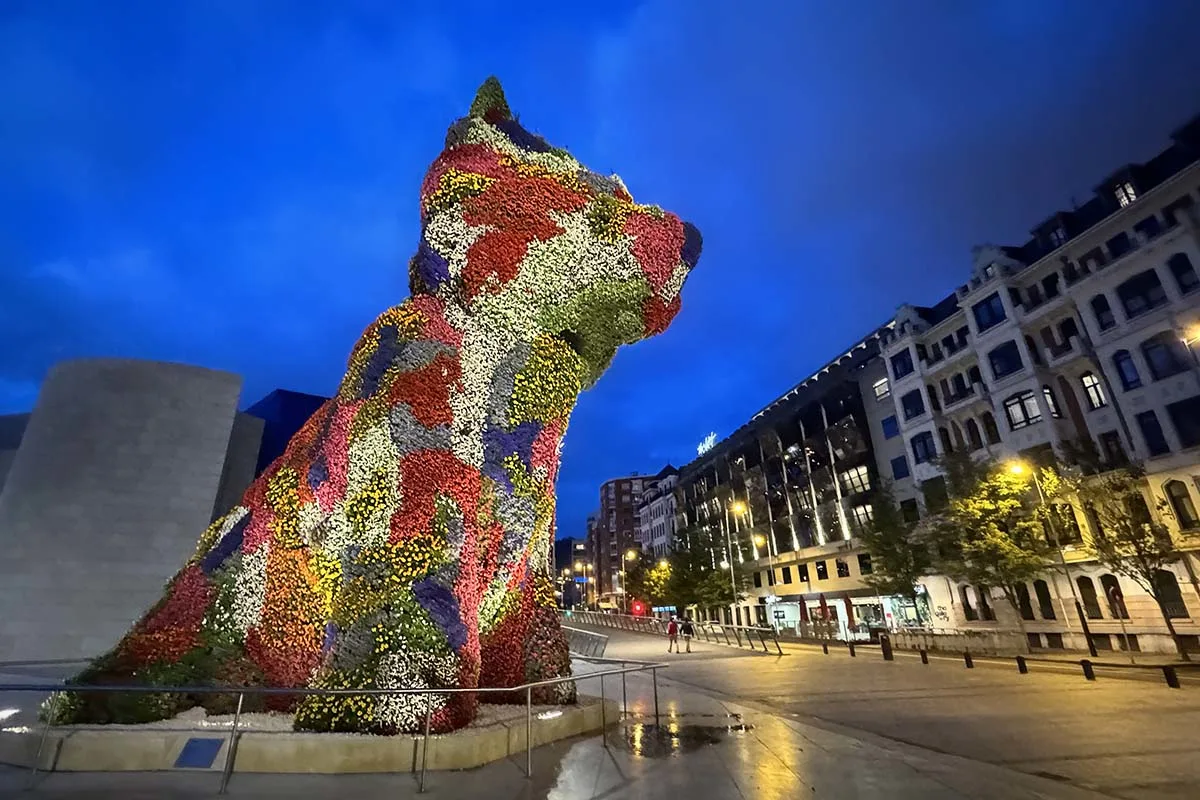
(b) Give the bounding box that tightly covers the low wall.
[892,629,1030,655]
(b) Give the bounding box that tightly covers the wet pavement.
[1,645,1119,799]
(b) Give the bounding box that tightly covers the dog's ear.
[468,77,513,123]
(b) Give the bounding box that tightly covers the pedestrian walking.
[680,617,695,653]
[667,616,679,653]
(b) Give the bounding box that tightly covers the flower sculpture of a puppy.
[57,78,701,734]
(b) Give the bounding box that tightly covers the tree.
[925,456,1053,649]
[625,555,671,609]
[1073,466,1192,661]
[663,526,747,617]
[858,483,932,624]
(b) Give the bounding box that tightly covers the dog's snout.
[681,221,702,269]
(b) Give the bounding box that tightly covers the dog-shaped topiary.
[56,77,701,734]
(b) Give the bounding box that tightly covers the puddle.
[613,717,754,758]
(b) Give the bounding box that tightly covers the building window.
[781,566,793,584]
[1015,583,1035,620]
[881,415,900,439]
[1136,410,1170,456]
[965,419,983,450]
[1098,431,1127,465]
[839,465,871,495]
[988,340,1024,380]
[1090,294,1116,331]
[873,377,891,400]
[1100,574,1128,619]
[890,455,910,480]
[1081,372,1107,410]
[1113,350,1141,390]
[797,563,809,582]
[849,504,873,533]
[814,561,828,581]
[753,571,763,588]
[1050,226,1068,247]
[1167,396,1200,448]
[972,292,1007,332]
[857,553,873,575]
[1165,480,1200,530]
[890,350,915,380]
[1169,253,1199,294]
[960,585,978,621]
[1042,385,1062,418]
[1141,334,1188,381]
[1116,269,1168,319]
[1033,579,1056,619]
[1003,391,1042,430]
[911,432,936,465]
[1154,570,1189,618]
[1077,577,1103,620]
[835,559,851,578]
[1115,181,1137,207]
[900,498,920,522]
[900,389,926,420]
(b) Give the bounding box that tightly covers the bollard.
[880,635,894,662]
[1163,665,1181,689]
[963,650,974,669]
[1016,655,1028,674]
[848,641,856,658]
[1080,659,1096,681]
[822,641,829,655]
[919,648,929,665]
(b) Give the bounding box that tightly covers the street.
[577,624,1200,799]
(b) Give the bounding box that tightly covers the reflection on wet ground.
[614,713,753,758]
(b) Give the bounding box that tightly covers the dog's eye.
[558,329,585,357]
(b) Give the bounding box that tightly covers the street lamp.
[1007,460,1098,657]
[619,549,639,614]
[658,559,669,569]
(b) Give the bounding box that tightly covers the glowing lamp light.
[1007,461,1028,476]
[719,560,730,570]
[574,561,584,571]
[658,559,669,569]
[752,535,767,547]
[730,500,747,514]
[625,549,639,561]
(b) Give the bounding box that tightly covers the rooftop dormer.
[1095,164,1148,211]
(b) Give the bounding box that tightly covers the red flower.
[625,210,685,293]
[387,352,460,427]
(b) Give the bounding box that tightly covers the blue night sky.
[4,1,1200,540]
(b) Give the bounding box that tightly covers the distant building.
[636,465,679,557]
[244,389,330,476]
[553,537,586,607]
[588,474,656,605]
[0,413,30,495]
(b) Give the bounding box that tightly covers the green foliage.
[857,483,932,622]
[925,457,1052,629]
[468,76,512,120]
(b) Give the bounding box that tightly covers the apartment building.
[587,474,654,604]
[674,111,1200,653]
[636,465,679,557]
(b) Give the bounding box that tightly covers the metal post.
[652,667,660,727]
[848,641,856,658]
[1032,470,1098,658]
[963,650,974,669]
[621,669,628,717]
[1163,665,1181,689]
[880,635,893,661]
[1016,655,1028,674]
[525,687,533,778]
[772,630,784,656]
[822,642,829,655]
[1081,659,1096,681]
[218,691,244,795]
[600,674,607,748]
[732,627,743,647]
[1113,594,1136,664]
[919,648,929,665]
[419,694,432,793]
[27,692,60,789]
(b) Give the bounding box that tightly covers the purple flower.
[412,235,450,292]
[413,577,467,652]
[482,421,541,489]
[201,514,249,574]
[359,325,401,398]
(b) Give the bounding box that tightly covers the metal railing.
[0,655,665,795]
[565,610,784,656]
[561,625,609,658]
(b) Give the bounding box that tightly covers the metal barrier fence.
[561,625,609,658]
[565,611,784,656]
[0,654,665,795]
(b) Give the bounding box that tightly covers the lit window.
[1050,226,1068,247]
[838,465,871,495]
[1003,391,1042,430]
[850,504,874,533]
[1115,182,1137,207]
[1081,372,1107,410]
[1113,350,1142,390]
[1042,386,1061,418]
[873,377,891,400]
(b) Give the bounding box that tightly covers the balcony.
[942,386,977,410]
[1045,336,1083,367]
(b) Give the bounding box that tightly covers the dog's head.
[412,78,701,386]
